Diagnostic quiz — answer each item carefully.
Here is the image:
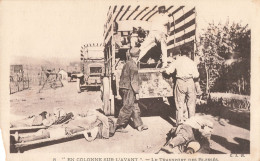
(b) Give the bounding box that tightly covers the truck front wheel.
[102,77,114,116]
[77,78,82,93]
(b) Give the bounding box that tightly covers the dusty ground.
[10,81,250,154]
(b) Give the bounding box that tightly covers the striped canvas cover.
[104,5,196,56]
[80,43,104,61]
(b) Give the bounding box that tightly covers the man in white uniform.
[162,49,200,125]
[138,6,171,68]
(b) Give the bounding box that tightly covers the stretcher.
[10,118,72,133]
[12,130,85,153]
[10,126,48,133]
[10,119,76,152]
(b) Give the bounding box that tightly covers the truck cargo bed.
[138,68,174,98]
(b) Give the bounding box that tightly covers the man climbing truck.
[77,43,104,93]
[102,5,197,116]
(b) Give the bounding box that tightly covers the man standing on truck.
[137,6,171,68]
[116,47,148,132]
[161,48,200,125]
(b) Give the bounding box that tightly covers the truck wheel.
[110,94,115,116]
[77,78,81,93]
[102,77,114,116]
[100,84,104,101]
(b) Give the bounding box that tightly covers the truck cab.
[77,44,104,92]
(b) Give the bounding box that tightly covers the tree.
[218,22,250,59]
[197,23,225,95]
[196,21,250,95]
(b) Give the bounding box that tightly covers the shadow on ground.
[10,135,84,153]
[80,86,101,92]
[115,97,177,127]
[140,97,176,127]
[211,135,250,154]
[197,103,250,130]
[115,96,250,131]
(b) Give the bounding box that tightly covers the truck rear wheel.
[102,77,114,116]
[77,78,81,93]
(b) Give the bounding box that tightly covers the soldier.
[38,72,42,86]
[115,47,148,132]
[38,68,63,93]
[161,48,200,125]
[158,115,213,154]
[12,109,116,143]
[137,6,171,68]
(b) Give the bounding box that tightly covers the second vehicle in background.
[77,43,104,93]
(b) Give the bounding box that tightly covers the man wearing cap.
[116,47,148,132]
[161,48,199,125]
[159,115,213,154]
[138,6,171,68]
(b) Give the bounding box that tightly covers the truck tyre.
[77,78,81,93]
[102,77,115,116]
[110,94,115,116]
[100,84,103,101]
[102,77,110,115]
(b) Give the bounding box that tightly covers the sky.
[0,0,253,64]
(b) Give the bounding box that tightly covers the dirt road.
[10,82,250,154]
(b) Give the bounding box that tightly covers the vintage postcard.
[0,0,260,161]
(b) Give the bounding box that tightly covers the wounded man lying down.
[10,108,73,127]
[12,109,116,143]
[158,115,213,154]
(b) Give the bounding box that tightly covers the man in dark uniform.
[116,47,148,132]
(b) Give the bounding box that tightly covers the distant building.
[10,64,30,94]
[58,69,68,80]
[10,65,23,75]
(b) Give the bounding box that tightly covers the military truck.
[102,5,197,115]
[77,44,104,92]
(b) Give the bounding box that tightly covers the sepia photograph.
[0,0,259,160]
